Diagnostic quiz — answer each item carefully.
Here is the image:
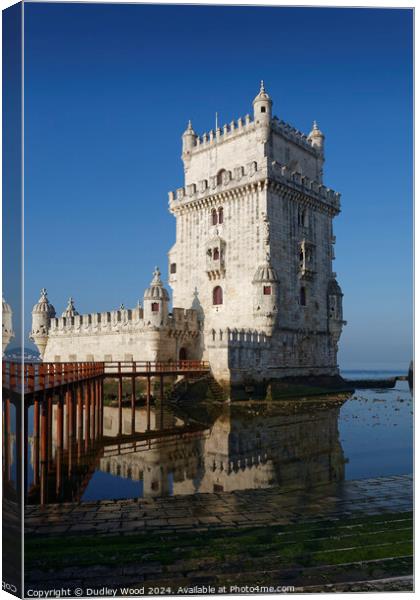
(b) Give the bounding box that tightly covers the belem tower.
[30,83,346,386]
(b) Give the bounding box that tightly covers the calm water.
[20,371,413,504]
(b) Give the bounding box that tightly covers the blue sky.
[20,3,412,369]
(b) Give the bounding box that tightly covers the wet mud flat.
[25,475,413,594]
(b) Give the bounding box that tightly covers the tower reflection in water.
[16,392,350,505]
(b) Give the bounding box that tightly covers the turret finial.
[260,80,265,93]
[151,266,162,285]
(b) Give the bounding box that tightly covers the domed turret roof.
[253,258,279,283]
[32,288,56,317]
[62,297,79,318]
[253,80,272,105]
[183,120,196,137]
[308,120,324,140]
[144,267,170,301]
[328,278,343,295]
[2,297,12,314]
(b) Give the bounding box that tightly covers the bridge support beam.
[131,377,136,435]
[146,375,151,431]
[118,378,123,436]
[33,398,40,487]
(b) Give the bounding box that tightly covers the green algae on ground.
[25,511,413,572]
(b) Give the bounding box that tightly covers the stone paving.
[25,474,412,538]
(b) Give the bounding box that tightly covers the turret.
[30,288,56,359]
[327,278,344,327]
[253,80,272,138]
[182,120,197,163]
[252,257,279,333]
[62,297,79,318]
[308,120,324,154]
[2,297,15,355]
[143,267,170,327]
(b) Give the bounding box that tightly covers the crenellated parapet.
[268,161,341,212]
[169,159,340,214]
[183,114,320,157]
[271,117,318,154]
[47,304,200,338]
[169,159,261,210]
[191,113,255,152]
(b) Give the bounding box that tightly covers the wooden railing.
[2,361,105,394]
[103,360,210,375]
[2,360,210,393]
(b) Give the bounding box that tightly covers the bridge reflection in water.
[2,361,350,506]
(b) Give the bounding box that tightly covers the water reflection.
[6,390,349,504]
[9,382,413,506]
[96,398,348,500]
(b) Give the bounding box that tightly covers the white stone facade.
[31,83,345,385]
[2,296,15,355]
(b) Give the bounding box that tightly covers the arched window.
[213,247,220,261]
[218,207,224,224]
[211,209,218,226]
[151,302,159,312]
[299,287,306,307]
[213,286,223,305]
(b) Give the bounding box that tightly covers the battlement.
[191,113,255,154]
[186,114,318,157]
[169,159,340,212]
[269,161,341,210]
[271,117,317,153]
[48,305,199,336]
[169,160,262,208]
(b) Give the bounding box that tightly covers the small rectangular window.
[170,263,177,274]
[151,302,159,312]
[261,106,266,113]
[263,286,272,295]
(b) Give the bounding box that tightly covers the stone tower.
[168,82,345,384]
[30,288,56,359]
[2,296,15,355]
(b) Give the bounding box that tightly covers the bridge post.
[3,397,11,483]
[84,382,90,452]
[91,380,96,441]
[40,393,48,505]
[100,377,104,438]
[131,376,136,435]
[146,375,151,431]
[56,393,64,497]
[64,389,70,451]
[95,378,100,440]
[68,387,76,476]
[23,401,29,503]
[118,376,123,436]
[47,393,53,469]
[76,383,83,461]
[159,375,164,430]
[33,397,40,487]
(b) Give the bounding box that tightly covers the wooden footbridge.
[2,360,210,505]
